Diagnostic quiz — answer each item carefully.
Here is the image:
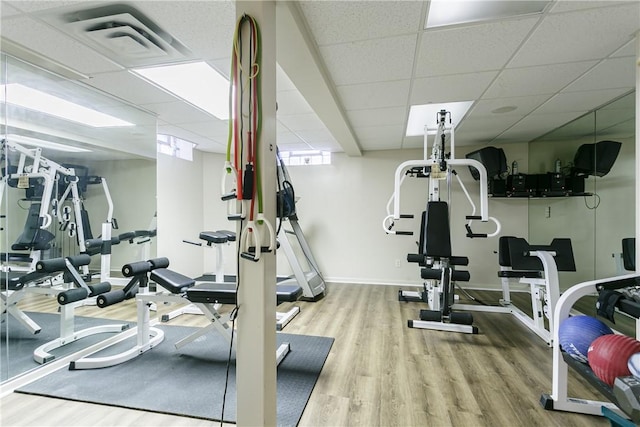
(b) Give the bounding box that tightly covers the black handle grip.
[241,252,260,262]
[400,214,414,219]
[466,215,482,220]
[396,231,414,236]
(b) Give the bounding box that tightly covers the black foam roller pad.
[88,282,111,296]
[122,260,153,277]
[36,257,67,273]
[57,288,89,305]
[97,290,126,308]
[148,257,170,270]
[67,254,91,267]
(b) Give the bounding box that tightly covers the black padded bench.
[199,230,237,246]
[150,268,302,305]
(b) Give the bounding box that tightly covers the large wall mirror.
[1,53,157,381]
[528,91,635,290]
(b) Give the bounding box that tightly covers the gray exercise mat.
[16,323,334,426]
[1,312,134,381]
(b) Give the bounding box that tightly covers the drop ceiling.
[0,0,638,157]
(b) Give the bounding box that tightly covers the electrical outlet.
[395,259,401,268]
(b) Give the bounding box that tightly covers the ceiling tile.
[347,107,406,128]
[354,124,404,150]
[5,1,87,13]
[140,100,216,124]
[82,70,176,105]
[277,130,311,147]
[457,115,526,141]
[1,16,122,75]
[612,39,637,58]
[550,1,630,14]
[410,71,498,104]
[535,88,630,115]
[415,17,539,77]
[299,0,423,45]
[136,1,235,61]
[470,94,551,117]
[564,57,636,92]
[401,135,425,149]
[175,120,229,140]
[1,3,21,17]
[509,3,640,67]
[483,61,597,99]
[493,111,586,143]
[319,34,417,85]
[337,80,411,111]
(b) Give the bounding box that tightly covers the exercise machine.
[454,236,575,346]
[540,273,640,423]
[384,110,500,334]
[275,148,326,301]
[71,257,301,369]
[1,139,88,273]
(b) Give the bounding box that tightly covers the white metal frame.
[541,273,640,418]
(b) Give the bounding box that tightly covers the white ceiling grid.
[0,0,638,155]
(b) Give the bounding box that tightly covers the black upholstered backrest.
[622,238,636,271]
[12,203,55,251]
[421,201,451,258]
[498,236,517,267]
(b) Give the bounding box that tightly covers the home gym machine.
[383,110,501,334]
[1,139,89,273]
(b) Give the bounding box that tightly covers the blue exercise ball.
[558,315,613,363]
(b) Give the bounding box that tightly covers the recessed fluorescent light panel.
[0,84,135,128]
[426,0,550,29]
[406,101,474,137]
[133,62,229,120]
[7,134,91,153]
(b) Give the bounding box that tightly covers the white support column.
[235,2,278,426]
[635,31,640,269]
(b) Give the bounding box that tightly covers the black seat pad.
[187,282,302,305]
[150,268,196,294]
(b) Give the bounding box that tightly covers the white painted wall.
[156,151,204,278]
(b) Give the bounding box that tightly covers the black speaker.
[572,140,622,177]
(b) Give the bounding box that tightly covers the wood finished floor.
[1,283,611,426]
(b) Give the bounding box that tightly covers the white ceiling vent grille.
[54,4,193,68]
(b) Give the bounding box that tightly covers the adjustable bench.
[151,268,300,361]
[71,258,300,370]
[30,255,128,364]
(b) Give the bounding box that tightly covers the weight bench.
[494,236,574,346]
[71,257,299,370]
[30,255,128,364]
[1,269,60,334]
[151,268,300,359]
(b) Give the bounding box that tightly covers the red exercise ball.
[588,334,640,386]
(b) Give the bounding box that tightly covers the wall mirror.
[1,53,157,382]
[528,91,635,290]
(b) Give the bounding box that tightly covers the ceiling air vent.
[56,3,192,68]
